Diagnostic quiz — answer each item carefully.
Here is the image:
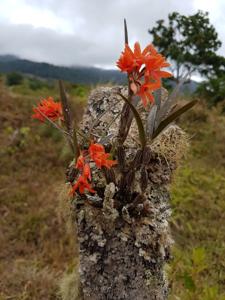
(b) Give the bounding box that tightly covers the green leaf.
[192,247,207,273]
[192,247,206,265]
[118,93,146,148]
[202,286,220,300]
[155,74,189,127]
[183,272,196,291]
[152,100,197,139]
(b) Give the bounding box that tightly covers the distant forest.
[0,55,198,93]
[0,55,126,85]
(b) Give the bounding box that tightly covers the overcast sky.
[0,0,224,69]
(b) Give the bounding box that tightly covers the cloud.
[0,0,224,67]
[0,23,102,66]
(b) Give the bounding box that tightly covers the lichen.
[150,124,189,164]
[68,87,188,300]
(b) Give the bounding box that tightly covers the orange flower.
[117,42,172,106]
[132,42,158,68]
[71,142,117,196]
[117,42,156,73]
[32,97,63,122]
[89,143,105,157]
[83,163,91,181]
[92,152,118,169]
[144,51,172,80]
[70,175,95,195]
[76,154,85,170]
[89,143,117,169]
[116,44,137,73]
[117,42,172,107]
[137,80,161,107]
[76,154,91,181]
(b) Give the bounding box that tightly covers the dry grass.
[0,78,78,300]
[0,78,225,299]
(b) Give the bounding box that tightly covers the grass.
[0,77,77,300]
[168,102,225,300]
[0,76,225,299]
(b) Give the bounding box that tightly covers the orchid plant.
[32,20,197,198]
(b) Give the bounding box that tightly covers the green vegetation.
[197,75,225,107]
[0,56,126,84]
[149,11,222,82]
[169,103,225,299]
[6,72,24,86]
[150,11,225,105]
[0,76,224,299]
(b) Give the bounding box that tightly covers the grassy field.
[0,76,225,300]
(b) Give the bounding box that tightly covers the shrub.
[6,72,23,86]
[196,76,225,106]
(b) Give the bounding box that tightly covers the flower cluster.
[32,97,63,122]
[70,142,117,195]
[117,42,172,106]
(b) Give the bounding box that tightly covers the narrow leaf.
[124,18,128,44]
[59,80,79,158]
[153,87,162,110]
[152,100,197,139]
[155,72,190,127]
[99,133,114,145]
[123,18,132,97]
[146,105,158,139]
[73,121,80,161]
[183,272,196,291]
[118,93,146,148]
[118,95,139,144]
[59,80,72,133]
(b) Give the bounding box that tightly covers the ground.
[0,76,225,300]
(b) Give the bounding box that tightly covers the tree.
[6,72,23,86]
[198,76,225,106]
[196,55,225,106]
[149,11,222,82]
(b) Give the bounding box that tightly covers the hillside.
[0,55,199,93]
[0,55,126,84]
[0,78,224,299]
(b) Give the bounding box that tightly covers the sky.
[0,0,224,69]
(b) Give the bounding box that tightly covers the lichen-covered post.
[70,86,189,300]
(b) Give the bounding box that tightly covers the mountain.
[167,78,199,94]
[0,55,199,92]
[0,55,126,84]
[0,55,19,63]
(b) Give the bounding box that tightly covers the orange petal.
[156,70,172,78]
[134,42,142,57]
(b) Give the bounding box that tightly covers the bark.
[70,87,187,300]
[77,183,172,300]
